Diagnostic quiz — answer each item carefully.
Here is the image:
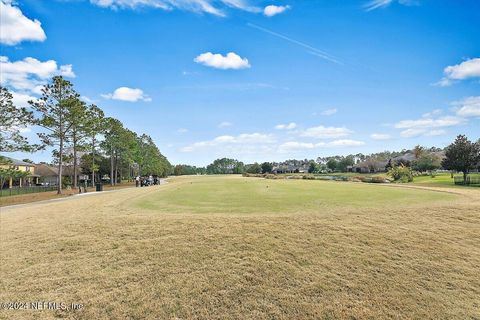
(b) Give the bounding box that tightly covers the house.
[0,157,39,188]
[34,163,59,186]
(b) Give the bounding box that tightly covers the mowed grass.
[1,175,479,319]
[413,172,480,187]
[135,175,454,214]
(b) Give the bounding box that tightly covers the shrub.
[387,164,413,183]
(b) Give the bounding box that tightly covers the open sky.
[1,0,479,166]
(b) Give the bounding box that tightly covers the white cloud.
[324,139,365,147]
[0,56,75,94]
[298,125,353,139]
[194,52,250,70]
[0,1,46,45]
[278,139,365,152]
[275,122,297,130]
[218,121,233,128]
[263,4,290,17]
[177,128,188,133]
[101,87,151,102]
[11,91,36,109]
[90,0,261,16]
[424,129,446,137]
[454,96,480,118]
[180,132,275,152]
[364,0,417,11]
[320,108,338,116]
[278,141,315,152]
[437,58,480,86]
[370,133,391,140]
[394,116,464,130]
[400,128,447,138]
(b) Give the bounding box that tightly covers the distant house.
[34,163,86,186]
[351,159,388,173]
[34,163,59,186]
[0,157,39,188]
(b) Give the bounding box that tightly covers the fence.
[0,186,57,197]
[454,176,480,186]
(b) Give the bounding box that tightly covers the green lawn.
[412,172,480,187]
[134,175,455,214]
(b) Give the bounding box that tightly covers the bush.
[387,165,413,183]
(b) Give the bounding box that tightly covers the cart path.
[0,180,168,213]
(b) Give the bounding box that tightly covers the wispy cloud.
[321,108,338,116]
[275,122,297,130]
[247,23,343,65]
[218,121,233,128]
[370,133,391,140]
[364,0,418,12]
[90,0,261,16]
[453,96,480,118]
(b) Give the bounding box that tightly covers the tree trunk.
[58,136,63,195]
[73,131,77,188]
[463,171,468,184]
[114,154,118,185]
[92,136,95,187]
[110,148,114,187]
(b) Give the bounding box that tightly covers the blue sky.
[1,0,479,166]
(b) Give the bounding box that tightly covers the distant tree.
[0,86,36,152]
[412,154,441,172]
[261,162,273,174]
[308,160,318,174]
[29,76,79,194]
[326,159,338,172]
[412,145,425,159]
[247,162,262,174]
[22,159,34,164]
[337,156,354,172]
[442,135,480,184]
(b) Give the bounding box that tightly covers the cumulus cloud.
[11,91,36,109]
[452,96,480,118]
[263,4,290,17]
[180,133,275,152]
[101,87,151,102]
[298,125,353,139]
[437,58,480,86]
[0,56,75,94]
[194,52,250,70]
[90,0,261,16]
[370,133,391,140]
[275,122,297,130]
[0,1,46,45]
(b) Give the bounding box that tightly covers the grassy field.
[1,175,479,319]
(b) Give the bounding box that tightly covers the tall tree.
[442,135,480,183]
[67,98,89,188]
[84,104,105,186]
[0,86,35,152]
[29,76,79,194]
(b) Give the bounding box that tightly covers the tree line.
[0,76,171,194]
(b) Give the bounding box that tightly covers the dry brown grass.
[1,176,479,319]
